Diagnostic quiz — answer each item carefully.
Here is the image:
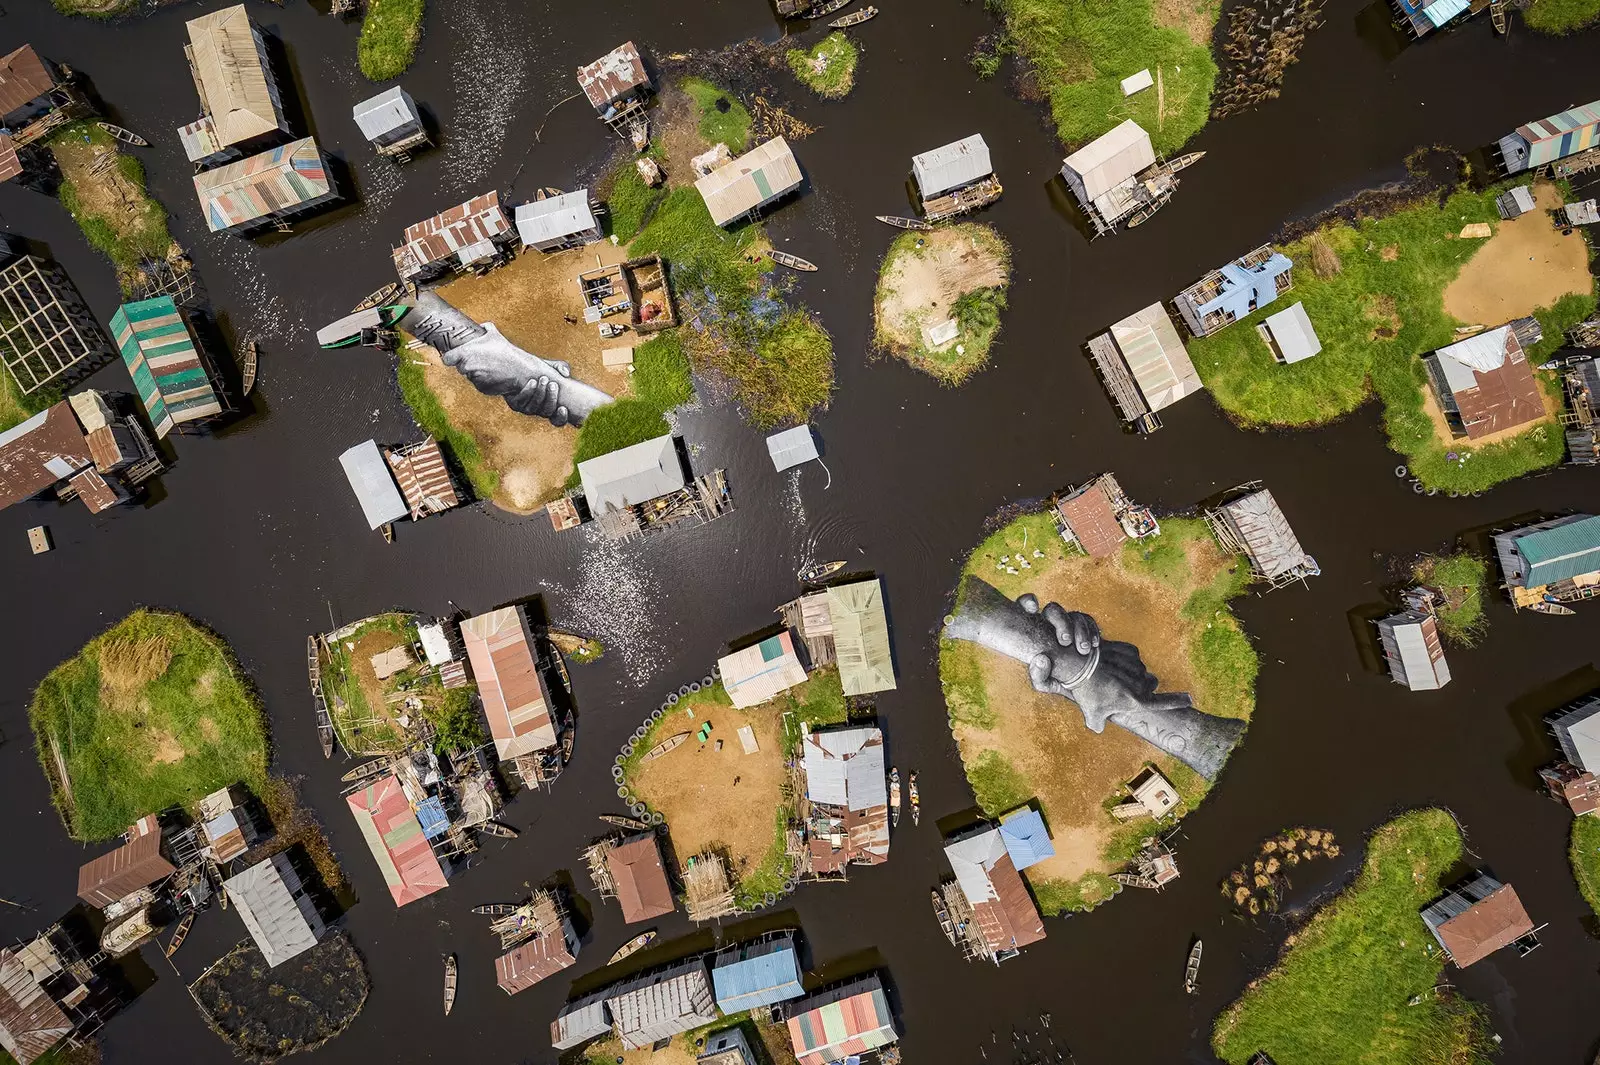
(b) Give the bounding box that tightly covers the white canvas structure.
[224,854,326,968]
[802,727,887,810]
[1261,301,1322,363]
[578,434,686,514]
[1121,69,1154,96]
[1109,303,1203,412]
[1060,120,1156,227]
[912,134,992,199]
[338,440,408,530]
[766,425,819,471]
[515,191,601,252]
[696,138,803,227]
[418,622,454,666]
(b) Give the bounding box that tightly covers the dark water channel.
[1,1,1599,1062]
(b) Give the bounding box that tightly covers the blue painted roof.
[1422,0,1471,27]
[999,808,1055,871]
[415,796,450,841]
[711,938,805,1012]
[1195,253,1293,325]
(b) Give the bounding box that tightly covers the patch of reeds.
[1221,827,1341,915]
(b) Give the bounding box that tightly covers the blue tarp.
[415,796,450,841]
[999,808,1055,871]
[1195,254,1293,326]
[711,938,805,1013]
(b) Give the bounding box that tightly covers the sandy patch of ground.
[953,542,1229,885]
[415,243,637,511]
[585,1020,797,1065]
[1443,182,1593,325]
[877,227,1009,352]
[199,717,220,742]
[655,87,712,189]
[149,728,184,764]
[1153,0,1219,46]
[631,697,790,882]
[1420,376,1558,449]
[348,629,411,730]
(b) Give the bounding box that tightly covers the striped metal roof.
[192,138,331,232]
[109,296,221,439]
[786,975,897,1065]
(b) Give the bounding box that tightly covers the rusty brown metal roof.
[577,42,649,109]
[392,192,510,280]
[0,940,73,1065]
[609,833,675,923]
[0,134,22,183]
[67,467,119,514]
[77,823,176,908]
[0,402,91,512]
[0,46,56,120]
[385,437,459,518]
[1454,341,1545,439]
[1437,884,1535,967]
[495,932,576,995]
[971,854,1046,954]
[1057,480,1126,558]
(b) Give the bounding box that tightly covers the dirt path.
[418,243,636,511]
[631,697,789,882]
[876,225,1009,352]
[1443,182,1593,325]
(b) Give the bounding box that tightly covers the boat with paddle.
[889,767,901,828]
[642,732,689,761]
[1184,939,1202,994]
[478,821,518,839]
[799,560,846,583]
[352,282,403,313]
[908,772,920,826]
[609,930,657,964]
[875,215,932,231]
[931,889,956,946]
[829,4,876,26]
[472,903,522,916]
[767,249,818,272]
[164,912,194,958]
[1529,601,1576,616]
[442,954,457,1015]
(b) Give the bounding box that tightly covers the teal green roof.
[108,296,221,438]
[1518,515,1600,586]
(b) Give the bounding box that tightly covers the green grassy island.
[30,611,269,841]
[1213,808,1496,1065]
[358,0,425,81]
[941,512,1257,912]
[787,33,860,99]
[1570,815,1600,917]
[875,224,1012,385]
[49,122,173,295]
[1412,552,1488,645]
[1525,0,1600,32]
[1188,181,1596,493]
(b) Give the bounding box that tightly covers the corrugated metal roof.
[1109,303,1202,413]
[1518,98,1600,167]
[608,832,676,923]
[766,424,819,471]
[0,402,91,511]
[345,773,448,907]
[225,854,325,968]
[1376,611,1450,691]
[184,6,285,147]
[1424,877,1533,967]
[1220,488,1314,580]
[945,827,1006,901]
[0,133,22,184]
[802,727,886,811]
[460,605,555,761]
[1263,301,1321,363]
[338,440,408,530]
[514,191,598,247]
[711,934,804,1013]
[607,959,717,1050]
[385,437,459,518]
[1550,696,1600,772]
[192,138,331,232]
[176,116,223,164]
[998,808,1055,870]
[0,46,56,118]
[826,579,896,696]
[577,41,650,109]
[394,192,511,279]
[696,138,803,227]
[1061,120,1155,201]
[0,937,73,1065]
[496,930,576,995]
[1056,478,1125,558]
[1512,514,1600,587]
[77,818,175,908]
[786,975,897,1065]
[912,134,992,199]
[718,631,808,709]
[109,297,222,439]
[1420,0,1471,27]
[550,993,612,1049]
[578,433,685,514]
[353,86,420,140]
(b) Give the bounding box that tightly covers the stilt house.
[942,824,1046,962]
[1059,120,1156,235]
[180,6,288,165]
[1172,245,1293,338]
[1498,98,1600,175]
[0,45,90,181]
[1420,872,1539,966]
[460,605,559,780]
[393,192,514,283]
[0,920,116,1065]
[719,631,808,709]
[710,932,805,1013]
[577,42,652,136]
[606,958,718,1050]
[1086,303,1203,432]
[345,772,450,906]
[353,86,429,160]
[192,138,336,233]
[1375,608,1451,690]
[696,138,803,227]
[911,134,1001,222]
[1423,319,1544,440]
[514,190,602,252]
[1493,514,1600,610]
[109,296,224,439]
[800,726,890,873]
[225,853,327,968]
[1547,692,1600,773]
[786,974,899,1065]
[1206,486,1319,587]
[1538,761,1600,815]
[0,392,149,515]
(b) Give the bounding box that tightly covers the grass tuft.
[1570,815,1600,917]
[1412,552,1488,646]
[1213,808,1496,1065]
[358,0,425,81]
[786,32,860,99]
[1524,0,1600,31]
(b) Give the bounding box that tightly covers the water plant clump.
[785,32,859,99]
[357,0,425,81]
[191,930,370,1061]
[1220,827,1341,916]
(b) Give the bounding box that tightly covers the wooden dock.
[1085,333,1161,432]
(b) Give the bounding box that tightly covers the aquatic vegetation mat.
[48,123,173,295]
[29,610,269,841]
[940,513,1255,912]
[358,0,425,81]
[1411,552,1487,646]
[1211,0,1323,119]
[1221,828,1341,915]
[875,224,1012,385]
[191,930,369,1061]
[1212,808,1496,1065]
[786,32,859,99]
[992,0,1220,154]
[1524,0,1600,32]
[1187,180,1595,492]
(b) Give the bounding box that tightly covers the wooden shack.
[800,726,890,874]
[1538,761,1600,815]
[352,86,429,161]
[180,6,287,164]
[1375,608,1450,690]
[384,437,461,518]
[1172,245,1293,338]
[0,921,116,1065]
[590,831,675,923]
[191,138,336,234]
[1547,692,1600,773]
[1206,485,1319,588]
[786,975,900,1065]
[1493,514,1600,611]
[459,606,558,778]
[393,192,513,283]
[0,45,91,168]
[1086,303,1203,432]
[514,191,602,253]
[577,41,652,139]
[912,134,1001,222]
[1424,319,1545,440]
[942,825,1046,963]
[577,255,676,335]
[1420,872,1539,966]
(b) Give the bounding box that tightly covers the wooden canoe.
[1529,601,1576,615]
[608,930,657,964]
[1167,150,1206,174]
[889,767,901,828]
[876,215,932,231]
[829,5,876,26]
[240,339,258,396]
[308,636,335,758]
[443,954,457,1015]
[352,282,402,313]
[164,911,194,958]
[799,560,846,583]
[806,0,853,16]
[931,889,956,946]
[767,249,818,272]
[341,757,391,783]
[478,820,518,839]
[600,813,651,831]
[908,772,920,826]
[642,732,690,761]
[97,122,148,147]
[471,903,522,916]
[560,710,576,761]
[1184,939,1202,994]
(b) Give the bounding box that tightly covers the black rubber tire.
[616,786,629,798]
[763,893,777,906]
[688,681,702,693]
[612,766,625,781]
[650,812,664,825]
[711,664,721,679]
[1412,480,1424,494]
[702,675,715,687]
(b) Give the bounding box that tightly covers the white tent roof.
[338,440,408,530]
[418,622,454,666]
[578,434,685,514]
[912,134,992,198]
[1263,301,1322,363]
[766,425,818,471]
[1434,325,1512,395]
[515,191,597,246]
[1062,120,1155,201]
[352,86,419,140]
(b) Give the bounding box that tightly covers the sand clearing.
[631,697,790,880]
[1443,182,1593,326]
[416,243,637,511]
[876,225,1009,352]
